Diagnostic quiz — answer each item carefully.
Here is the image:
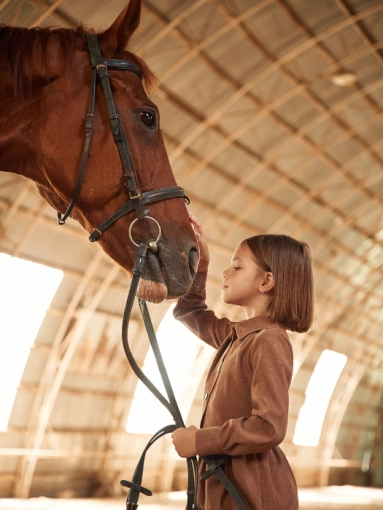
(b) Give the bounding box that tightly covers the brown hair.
[241,234,314,333]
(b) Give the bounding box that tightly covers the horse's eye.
[139,111,156,127]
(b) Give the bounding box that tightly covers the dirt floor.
[0,486,383,509]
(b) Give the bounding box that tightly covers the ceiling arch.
[0,0,382,498]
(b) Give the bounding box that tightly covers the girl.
[172,213,314,510]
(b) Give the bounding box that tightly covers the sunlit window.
[126,303,214,434]
[0,253,63,430]
[293,349,347,447]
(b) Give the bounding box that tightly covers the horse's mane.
[0,24,155,98]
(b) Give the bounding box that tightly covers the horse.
[0,0,198,303]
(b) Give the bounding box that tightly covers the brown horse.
[0,0,198,303]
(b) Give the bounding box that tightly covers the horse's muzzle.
[138,240,199,302]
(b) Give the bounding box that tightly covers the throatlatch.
[120,243,252,510]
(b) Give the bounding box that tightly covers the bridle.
[57,33,251,510]
[57,33,188,252]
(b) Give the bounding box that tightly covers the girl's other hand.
[172,425,197,458]
[189,212,210,272]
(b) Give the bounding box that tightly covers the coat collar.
[232,314,285,341]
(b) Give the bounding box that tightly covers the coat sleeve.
[173,271,232,349]
[195,329,293,456]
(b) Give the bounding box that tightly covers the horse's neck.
[0,28,72,185]
[0,30,67,189]
[0,84,41,182]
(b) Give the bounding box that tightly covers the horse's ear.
[99,0,141,53]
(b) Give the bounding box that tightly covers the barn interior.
[0,0,383,508]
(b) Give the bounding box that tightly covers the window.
[293,349,347,447]
[0,254,63,430]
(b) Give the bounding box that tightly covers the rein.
[120,243,198,510]
[56,32,251,509]
[121,244,252,510]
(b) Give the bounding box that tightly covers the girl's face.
[221,244,271,308]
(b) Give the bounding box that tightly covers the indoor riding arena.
[0,0,383,509]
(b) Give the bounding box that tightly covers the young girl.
[172,213,314,510]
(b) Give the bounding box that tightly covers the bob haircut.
[241,234,314,333]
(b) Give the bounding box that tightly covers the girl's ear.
[99,0,141,55]
[260,272,274,293]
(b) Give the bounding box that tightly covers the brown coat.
[174,272,298,510]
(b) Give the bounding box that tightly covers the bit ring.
[129,216,162,249]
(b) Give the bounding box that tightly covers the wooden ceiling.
[0,0,382,498]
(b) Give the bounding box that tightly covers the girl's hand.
[172,425,197,458]
[189,213,210,272]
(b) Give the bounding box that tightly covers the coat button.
[204,392,208,400]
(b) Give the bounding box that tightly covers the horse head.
[0,0,199,303]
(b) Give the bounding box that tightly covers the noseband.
[57,33,188,251]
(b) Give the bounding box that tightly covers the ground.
[0,486,383,509]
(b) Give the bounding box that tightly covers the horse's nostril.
[189,245,199,277]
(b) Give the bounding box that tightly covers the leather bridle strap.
[88,186,188,242]
[57,34,143,227]
[58,33,189,244]
[86,33,147,221]
[121,244,252,510]
[57,61,97,225]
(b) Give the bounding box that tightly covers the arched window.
[0,254,63,430]
[126,303,214,434]
[293,349,347,447]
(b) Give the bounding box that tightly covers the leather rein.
[122,245,252,510]
[57,33,250,510]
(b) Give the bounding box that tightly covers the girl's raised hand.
[189,212,210,272]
